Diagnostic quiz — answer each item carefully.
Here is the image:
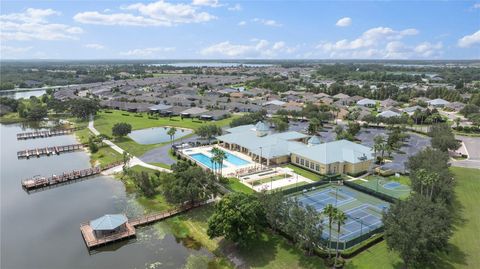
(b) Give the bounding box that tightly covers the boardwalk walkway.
[88,117,171,173]
[80,201,207,249]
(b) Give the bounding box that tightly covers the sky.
[1,0,479,60]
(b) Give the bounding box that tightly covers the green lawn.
[148,162,172,169]
[90,146,123,167]
[284,164,322,181]
[72,122,123,167]
[345,241,403,269]
[0,112,25,123]
[346,167,480,269]
[225,178,255,194]
[93,110,238,156]
[168,204,326,269]
[120,165,173,212]
[94,110,236,135]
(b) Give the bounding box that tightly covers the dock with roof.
[80,202,206,249]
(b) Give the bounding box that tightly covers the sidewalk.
[88,117,171,174]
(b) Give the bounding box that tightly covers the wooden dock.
[17,143,85,159]
[21,161,122,191]
[16,127,80,140]
[80,202,206,249]
[80,222,136,249]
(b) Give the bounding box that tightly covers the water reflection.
[0,123,212,269]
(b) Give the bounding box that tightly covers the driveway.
[451,136,480,169]
[139,135,199,165]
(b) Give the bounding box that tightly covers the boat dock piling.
[21,161,123,191]
[16,127,80,140]
[17,144,85,159]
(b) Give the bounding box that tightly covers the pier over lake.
[0,123,214,269]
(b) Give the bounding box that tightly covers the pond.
[0,89,46,99]
[0,123,213,269]
[128,127,193,145]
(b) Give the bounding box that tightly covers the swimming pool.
[222,151,250,166]
[189,153,228,169]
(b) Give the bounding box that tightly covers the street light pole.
[335,187,338,207]
[259,146,263,171]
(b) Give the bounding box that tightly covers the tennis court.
[293,185,390,248]
[359,176,411,199]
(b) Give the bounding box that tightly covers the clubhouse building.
[216,122,374,175]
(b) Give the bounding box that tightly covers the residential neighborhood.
[1,1,479,269]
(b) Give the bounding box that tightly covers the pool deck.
[180,145,258,176]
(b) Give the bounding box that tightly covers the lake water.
[0,123,211,269]
[128,127,193,145]
[0,89,46,99]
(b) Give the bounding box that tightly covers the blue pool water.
[189,153,228,169]
[223,151,250,166]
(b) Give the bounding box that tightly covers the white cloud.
[74,0,216,27]
[85,43,105,49]
[0,8,83,41]
[238,21,246,26]
[252,18,282,27]
[414,42,443,57]
[473,3,480,9]
[0,45,33,58]
[315,26,443,59]
[336,17,351,27]
[228,4,242,11]
[318,26,418,53]
[120,47,176,57]
[458,30,480,48]
[200,39,295,58]
[192,0,220,7]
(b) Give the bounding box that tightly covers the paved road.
[451,135,480,169]
[139,135,199,165]
[88,118,171,173]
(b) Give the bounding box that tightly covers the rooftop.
[90,214,128,231]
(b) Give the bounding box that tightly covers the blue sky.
[1,0,479,59]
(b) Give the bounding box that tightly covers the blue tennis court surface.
[293,185,390,246]
[383,182,401,189]
[298,188,355,209]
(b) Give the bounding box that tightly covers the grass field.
[93,110,238,156]
[169,204,327,269]
[284,164,321,181]
[226,178,255,194]
[0,112,25,123]
[95,110,237,135]
[345,167,480,269]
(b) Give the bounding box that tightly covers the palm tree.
[455,117,461,128]
[210,147,220,174]
[334,211,347,265]
[323,204,338,259]
[211,148,227,176]
[167,127,177,147]
[331,106,340,125]
[216,150,227,175]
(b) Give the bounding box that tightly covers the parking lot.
[316,125,431,173]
